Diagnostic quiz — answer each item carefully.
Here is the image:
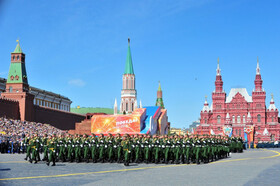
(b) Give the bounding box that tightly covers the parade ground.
[0,149,279,186]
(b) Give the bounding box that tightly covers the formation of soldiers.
[23,133,244,166]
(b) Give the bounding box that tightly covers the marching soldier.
[121,134,131,166]
[90,133,98,163]
[46,134,57,166]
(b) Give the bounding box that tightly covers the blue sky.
[0,0,280,128]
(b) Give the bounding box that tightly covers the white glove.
[101,140,103,143]
[162,145,165,148]
[97,144,99,147]
[72,145,74,147]
[36,140,39,142]
[148,145,151,148]
[53,150,56,153]
[89,144,91,147]
[114,145,117,148]
[105,145,107,148]
[141,145,144,148]
[145,141,148,144]
[65,145,67,148]
[132,145,135,148]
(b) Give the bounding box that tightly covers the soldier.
[66,134,74,162]
[98,133,106,163]
[143,134,151,163]
[194,135,202,164]
[114,133,122,163]
[46,134,57,166]
[73,134,81,163]
[42,134,49,161]
[153,135,161,164]
[81,134,90,163]
[133,134,141,163]
[57,134,66,162]
[106,133,114,163]
[90,133,98,163]
[24,133,31,161]
[121,134,131,166]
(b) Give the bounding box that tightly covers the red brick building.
[197,58,280,143]
[0,41,85,130]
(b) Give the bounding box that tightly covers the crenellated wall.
[0,98,20,119]
[33,105,86,130]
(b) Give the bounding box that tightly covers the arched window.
[239,129,241,136]
[204,118,207,124]
[243,115,246,123]
[257,114,261,123]
[13,56,15,60]
[237,115,241,123]
[9,86,13,93]
[217,115,221,124]
[132,103,134,111]
[232,116,235,123]
[17,55,19,60]
[272,117,274,122]
[126,103,128,111]
[126,78,128,89]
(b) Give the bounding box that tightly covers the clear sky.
[0,0,280,128]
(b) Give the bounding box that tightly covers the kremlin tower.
[155,81,165,109]
[120,38,137,114]
[1,40,34,121]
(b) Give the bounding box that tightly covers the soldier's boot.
[29,159,33,163]
[196,159,200,165]
[186,159,190,164]
[86,158,89,163]
[46,161,50,166]
[52,162,56,166]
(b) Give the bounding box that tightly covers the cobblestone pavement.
[0,149,279,186]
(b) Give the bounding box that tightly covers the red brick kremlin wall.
[0,98,20,119]
[33,105,86,130]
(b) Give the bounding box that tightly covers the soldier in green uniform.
[121,134,131,166]
[24,133,31,161]
[82,134,90,163]
[194,135,202,164]
[42,134,49,161]
[90,133,98,163]
[114,133,122,163]
[143,134,151,163]
[73,134,81,163]
[106,133,114,163]
[46,134,57,166]
[98,133,106,163]
[57,134,66,162]
[66,134,74,162]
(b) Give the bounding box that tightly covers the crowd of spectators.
[0,117,65,153]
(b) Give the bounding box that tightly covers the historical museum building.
[197,58,280,143]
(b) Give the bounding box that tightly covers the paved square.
[0,149,280,186]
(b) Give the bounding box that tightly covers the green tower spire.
[158,81,162,91]
[124,38,134,74]
[156,81,165,109]
[7,40,28,85]
[12,40,23,53]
